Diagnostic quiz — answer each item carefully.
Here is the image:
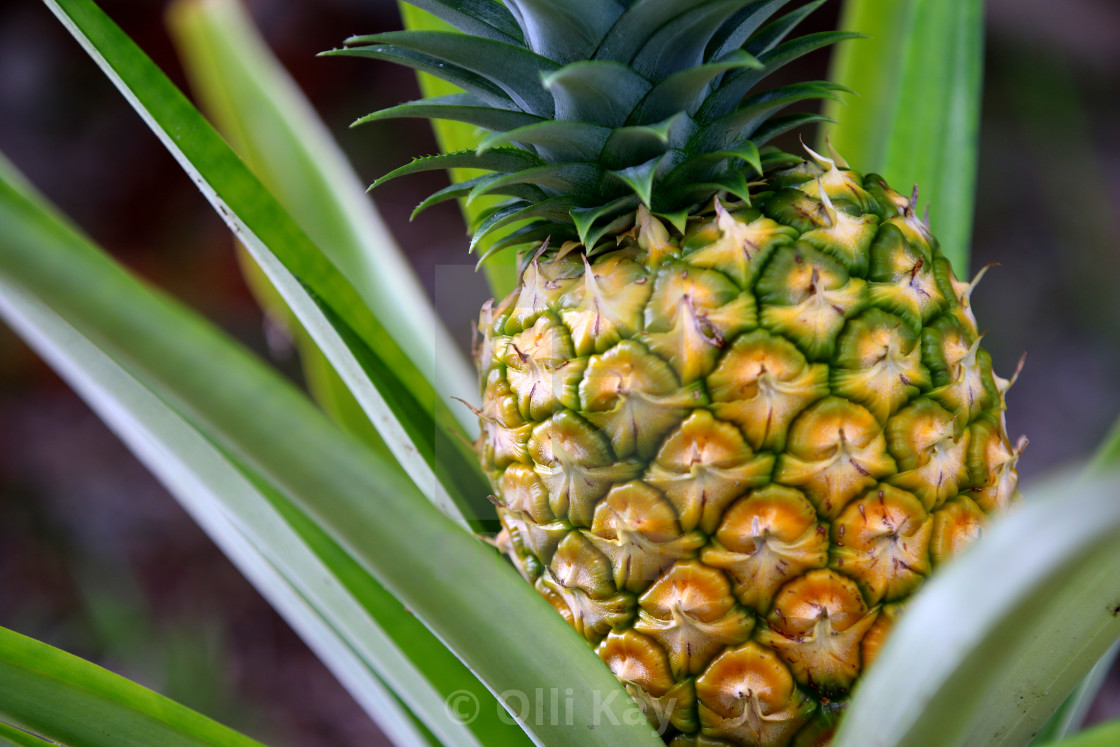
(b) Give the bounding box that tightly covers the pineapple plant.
[337,0,1025,743]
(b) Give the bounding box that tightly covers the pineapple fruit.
[343,0,1023,743]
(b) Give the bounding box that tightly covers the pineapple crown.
[333,0,857,258]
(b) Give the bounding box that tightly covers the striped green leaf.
[1050,719,1120,747]
[397,2,521,297]
[167,0,477,441]
[0,720,54,747]
[0,626,264,747]
[822,0,983,271]
[1030,643,1120,745]
[43,0,492,531]
[1093,417,1120,470]
[0,153,518,747]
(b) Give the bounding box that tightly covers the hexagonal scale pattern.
[478,160,1021,746]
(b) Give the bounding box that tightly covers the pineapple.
[343,1,1023,744]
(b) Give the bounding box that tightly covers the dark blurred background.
[1,1,1118,745]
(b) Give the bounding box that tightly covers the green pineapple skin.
[476,159,1021,746]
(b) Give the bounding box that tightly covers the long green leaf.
[42,0,491,531]
[1047,358,1120,740]
[0,281,430,747]
[1093,417,1120,469]
[0,284,491,747]
[822,0,983,271]
[0,158,660,747]
[0,721,53,747]
[833,469,1120,747]
[1031,642,1120,745]
[1051,720,1120,747]
[0,625,265,747]
[166,0,477,439]
[397,2,521,298]
[0,154,524,747]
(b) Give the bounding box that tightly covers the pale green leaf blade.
[0,281,430,747]
[0,721,52,747]
[42,0,492,531]
[833,470,1120,747]
[397,2,520,297]
[166,0,477,438]
[0,158,661,747]
[822,0,983,271]
[1050,720,1120,747]
[1037,423,1120,742]
[0,155,524,747]
[0,626,265,747]
[1031,642,1120,745]
[1092,416,1120,469]
[237,245,392,455]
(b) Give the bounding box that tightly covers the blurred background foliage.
[0,0,1118,745]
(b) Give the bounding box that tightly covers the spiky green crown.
[336,0,855,256]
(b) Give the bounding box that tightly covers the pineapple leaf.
[470,162,603,201]
[543,61,653,127]
[0,722,46,747]
[1031,643,1120,744]
[42,0,494,530]
[759,147,804,171]
[653,205,692,233]
[1047,719,1120,747]
[396,2,521,298]
[398,0,524,44]
[609,154,663,206]
[413,178,479,218]
[1093,416,1120,470]
[668,171,752,205]
[372,148,545,189]
[834,468,1120,747]
[595,0,742,65]
[723,138,763,173]
[0,154,513,747]
[342,31,558,114]
[325,44,514,109]
[168,0,476,442]
[413,173,547,219]
[662,140,762,191]
[583,211,639,254]
[751,111,833,145]
[706,0,793,62]
[471,200,534,247]
[628,0,757,79]
[630,49,763,123]
[699,30,863,119]
[744,0,829,56]
[601,115,684,168]
[352,93,545,132]
[692,81,848,151]
[485,220,563,254]
[478,120,612,162]
[470,196,587,250]
[572,195,641,248]
[822,0,984,270]
[0,626,265,747]
[503,0,626,64]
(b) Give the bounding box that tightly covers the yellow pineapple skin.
[475,159,1021,746]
